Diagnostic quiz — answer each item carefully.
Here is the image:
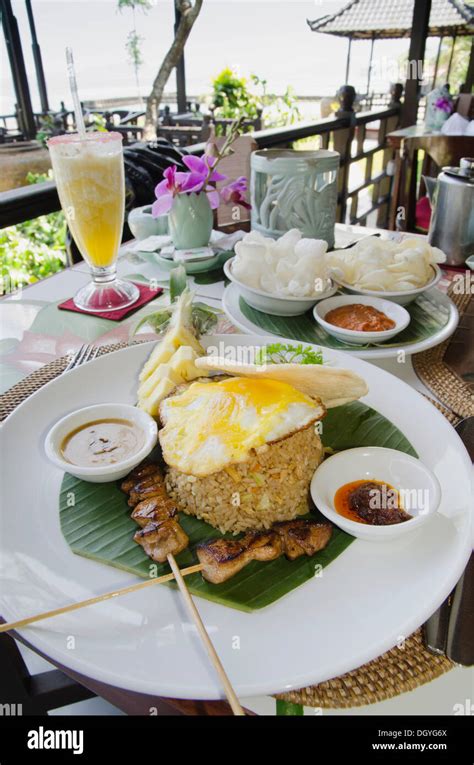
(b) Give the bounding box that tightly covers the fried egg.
[158,376,325,476]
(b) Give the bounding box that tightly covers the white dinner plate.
[0,335,471,699]
[222,283,459,360]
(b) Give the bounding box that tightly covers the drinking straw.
[65,47,86,138]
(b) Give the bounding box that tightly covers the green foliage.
[0,172,67,295]
[35,114,63,147]
[126,29,143,69]
[212,68,260,121]
[434,37,472,90]
[399,37,472,95]
[88,114,107,132]
[251,75,301,128]
[36,113,106,148]
[117,0,153,10]
[117,0,151,97]
[211,68,301,129]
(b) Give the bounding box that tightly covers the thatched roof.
[308,0,474,39]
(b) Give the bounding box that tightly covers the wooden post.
[401,0,431,127]
[25,0,49,114]
[1,0,36,139]
[334,85,356,223]
[345,37,352,83]
[446,36,456,84]
[386,84,404,230]
[366,37,375,95]
[432,36,443,88]
[463,37,474,93]
[174,1,187,113]
[376,111,402,227]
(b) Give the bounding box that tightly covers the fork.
[64,344,99,372]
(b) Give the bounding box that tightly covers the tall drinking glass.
[48,132,139,312]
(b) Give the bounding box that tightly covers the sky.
[1,0,443,115]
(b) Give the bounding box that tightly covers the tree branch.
[144,0,204,138]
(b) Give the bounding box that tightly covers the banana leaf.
[60,402,416,612]
[239,292,450,350]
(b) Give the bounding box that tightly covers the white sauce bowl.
[44,403,158,483]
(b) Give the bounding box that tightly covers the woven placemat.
[0,342,457,709]
[413,286,474,419]
[275,630,453,709]
[0,342,140,422]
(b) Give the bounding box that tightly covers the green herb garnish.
[255,342,323,366]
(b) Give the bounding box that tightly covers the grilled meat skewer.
[122,462,190,563]
[121,463,161,493]
[131,495,178,527]
[123,464,333,582]
[121,463,171,507]
[196,530,282,585]
[197,520,333,584]
[134,519,189,563]
[273,519,333,560]
[127,476,170,507]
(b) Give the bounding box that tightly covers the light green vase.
[250,149,339,249]
[169,192,213,249]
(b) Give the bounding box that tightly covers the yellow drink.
[49,132,124,268]
[48,132,138,312]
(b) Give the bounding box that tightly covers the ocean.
[1,0,439,117]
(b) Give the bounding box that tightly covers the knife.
[423,417,474,664]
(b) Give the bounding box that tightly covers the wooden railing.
[165,93,402,229]
[251,107,401,227]
[0,91,402,231]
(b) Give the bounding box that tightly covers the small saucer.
[154,250,230,274]
[311,447,441,542]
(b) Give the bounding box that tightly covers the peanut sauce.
[325,304,395,332]
[334,479,412,525]
[61,419,145,467]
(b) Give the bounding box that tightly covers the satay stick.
[167,553,245,716]
[0,563,204,633]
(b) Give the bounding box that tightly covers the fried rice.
[164,424,323,534]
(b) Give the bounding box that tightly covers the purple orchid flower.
[434,97,452,114]
[152,156,227,217]
[221,176,251,209]
[182,154,227,183]
[152,166,197,216]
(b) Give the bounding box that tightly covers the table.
[0,223,454,397]
[0,223,472,716]
[386,126,474,231]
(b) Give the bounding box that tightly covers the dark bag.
[123,138,186,210]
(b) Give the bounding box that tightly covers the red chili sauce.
[325,304,395,332]
[334,479,412,525]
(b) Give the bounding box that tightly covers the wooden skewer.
[0,563,204,634]
[167,553,245,716]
